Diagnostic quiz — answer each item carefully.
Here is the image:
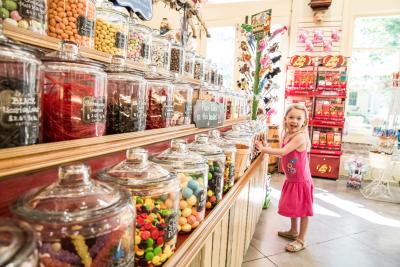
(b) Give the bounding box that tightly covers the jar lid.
[98,148,174,187]
[0,219,37,266]
[208,130,236,150]
[11,164,131,224]
[152,139,207,169]
[107,55,144,78]
[188,134,224,156]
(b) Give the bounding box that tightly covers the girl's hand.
[255,140,270,153]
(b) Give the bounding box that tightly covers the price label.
[115,32,127,49]
[19,0,45,22]
[81,96,106,124]
[193,100,225,128]
[196,189,206,212]
[164,213,178,242]
[77,16,95,37]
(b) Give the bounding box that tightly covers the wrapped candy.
[270,25,288,39]
[313,29,324,43]
[305,39,314,52]
[298,30,308,43]
[331,29,341,42]
[323,38,333,52]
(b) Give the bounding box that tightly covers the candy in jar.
[169,42,184,75]
[98,148,179,266]
[146,78,173,129]
[153,139,208,233]
[171,82,192,126]
[11,163,136,267]
[151,34,170,71]
[128,22,152,65]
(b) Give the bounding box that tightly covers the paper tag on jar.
[19,0,45,22]
[115,32,127,49]
[164,213,178,242]
[77,16,95,37]
[81,96,106,124]
[0,90,39,127]
[196,189,206,212]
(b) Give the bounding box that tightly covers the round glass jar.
[184,50,195,78]
[42,41,107,142]
[172,82,192,126]
[151,34,170,71]
[1,0,46,34]
[203,59,211,84]
[11,163,136,267]
[193,55,204,81]
[95,2,129,57]
[169,42,184,75]
[146,78,173,129]
[0,218,39,267]
[188,134,225,209]
[98,148,179,266]
[0,29,42,148]
[210,62,217,85]
[152,139,208,233]
[47,0,95,48]
[199,86,218,102]
[208,130,236,193]
[127,22,152,65]
[106,56,147,134]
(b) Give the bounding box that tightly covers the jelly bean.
[154,246,162,256]
[188,180,199,191]
[145,251,154,261]
[181,224,192,232]
[179,199,188,209]
[182,187,193,199]
[178,217,187,225]
[147,238,154,247]
[187,195,197,206]
[187,215,196,224]
[141,231,150,240]
[182,208,192,217]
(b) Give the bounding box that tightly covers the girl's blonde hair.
[281,103,310,150]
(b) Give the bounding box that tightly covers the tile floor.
[242,174,400,267]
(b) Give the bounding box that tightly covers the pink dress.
[278,141,314,218]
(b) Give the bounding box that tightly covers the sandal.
[278,231,298,240]
[285,239,305,252]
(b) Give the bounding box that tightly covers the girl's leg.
[298,216,309,241]
[290,217,298,234]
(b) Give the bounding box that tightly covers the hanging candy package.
[98,148,179,266]
[11,163,136,267]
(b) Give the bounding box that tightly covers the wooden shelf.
[0,118,249,179]
[163,155,264,267]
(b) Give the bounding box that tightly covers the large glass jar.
[47,0,95,48]
[199,86,218,102]
[218,67,224,86]
[98,148,179,266]
[11,163,136,267]
[184,50,195,78]
[208,130,236,193]
[42,41,107,142]
[210,62,217,85]
[2,0,46,34]
[106,56,146,134]
[193,55,204,81]
[146,79,173,129]
[0,218,39,267]
[127,22,152,65]
[172,82,192,126]
[151,35,170,71]
[0,30,42,148]
[169,42,184,75]
[152,139,208,233]
[188,134,225,209]
[203,59,211,84]
[95,1,129,57]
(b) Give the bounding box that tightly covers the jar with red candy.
[42,41,107,142]
[145,78,173,129]
[171,82,192,126]
[98,148,179,266]
[11,163,136,267]
[106,55,147,134]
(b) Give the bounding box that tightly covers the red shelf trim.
[310,149,342,156]
[309,120,344,128]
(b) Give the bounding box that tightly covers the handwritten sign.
[77,16,95,37]
[19,0,45,22]
[321,55,346,68]
[111,0,153,21]
[81,96,106,124]
[193,100,225,128]
[289,55,313,68]
[251,9,272,39]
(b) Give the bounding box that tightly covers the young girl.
[256,103,314,252]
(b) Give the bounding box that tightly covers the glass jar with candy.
[47,0,95,48]
[152,139,208,233]
[42,41,107,142]
[208,130,236,193]
[11,163,136,267]
[210,62,217,85]
[0,28,42,148]
[169,42,184,76]
[193,55,204,81]
[127,21,152,65]
[98,148,179,266]
[184,50,195,78]
[95,1,129,57]
[0,218,39,267]
[171,82,192,126]
[106,56,147,134]
[151,34,171,72]
[199,86,219,103]
[145,78,173,129]
[203,59,211,85]
[225,91,233,120]
[188,134,225,209]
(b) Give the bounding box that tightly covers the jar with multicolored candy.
[208,130,236,193]
[0,218,39,267]
[98,148,179,267]
[128,22,152,65]
[11,163,136,267]
[151,34,170,71]
[146,78,173,129]
[184,50,195,78]
[172,82,193,126]
[193,55,204,81]
[152,139,208,233]
[106,55,147,134]
[188,134,225,209]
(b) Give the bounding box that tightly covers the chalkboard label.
[196,189,206,212]
[164,213,177,242]
[77,16,95,37]
[0,90,39,127]
[193,100,225,128]
[115,32,127,49]
[111,0,153,21]
[19,0,45,22]
[81,96,106,124]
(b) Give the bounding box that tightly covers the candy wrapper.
[331,29,341,42]
[298,30,308,43]
[323,38,333,52]
[313,30,324,44]
[305,39,314,52]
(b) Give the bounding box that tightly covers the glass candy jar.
[42,41,107,142]
[193,55,204,81]
[169,42,184,75]
[95,1,129,57]
[209,130,236,193]
[98,148,179,266]
[184,50,195,77]
[106,56,147,134]
[0,30,42,148]
[172,82,192,126]
[127,22,152,65]
[0,218,39,267]
[210,62,217,85]
[146,78,173,129]
[203,59,211,84]
[199,86,218,102]
[151,35,170,71]
[47,0,95,48]
[152,140,208,233]
[188,134,225,209]
[11,164,136,267]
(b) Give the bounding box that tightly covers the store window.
[206,27,236,87]
[346,16,400,135]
